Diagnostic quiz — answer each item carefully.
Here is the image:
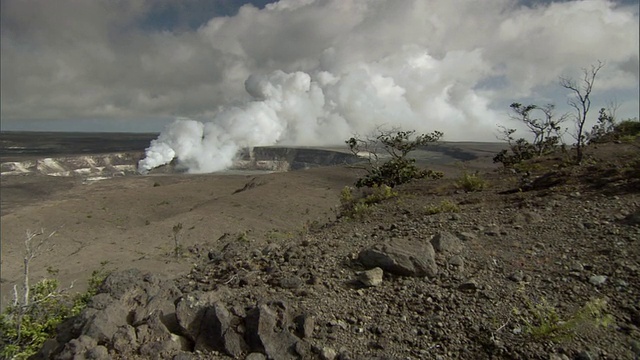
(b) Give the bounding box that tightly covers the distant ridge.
[0,131,159,159]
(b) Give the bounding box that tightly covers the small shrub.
[300,219,323,235]
[424,199,460,215]
[355,158,443,188]
[513,296,614,342]
[74,264,112,308]
[0,265,111,360]
[346,129,444,188]
[360,183,398,204]
[619,134,638,143]
[0,279,70,359]
[266,229,293,241]
[340,186,354,204]
[494,102,566,167]
[493,139,538,168]
[587,108,617,143]
[512,161,545,174]
[615,118,640,142]
[455,172,487,192]
[236,231,249,242]
[339,184,398,219]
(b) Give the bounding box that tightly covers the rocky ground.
[27,140,640,359]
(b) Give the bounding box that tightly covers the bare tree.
[8,228,58,346]
[508,103,568,156]
[560,61,605,163]
[493,103,568,168]
[18,228,58,308]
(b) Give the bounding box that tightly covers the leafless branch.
[559,61,605,163]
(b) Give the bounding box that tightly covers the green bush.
[424,199,460,215]
[513,296,614,342]
[355,157,443,188]
[346,130,444,188]
[494,102,566,168]
[615,118,640,141]
[455,172,487,192]
[338,184,398,219]
[0,268,110,359]
[493,139,538,168]
[588,113,640,144]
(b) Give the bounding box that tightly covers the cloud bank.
[2,0,638,172]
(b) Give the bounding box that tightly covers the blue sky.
[1,0,638,141]
[142,0,639,31]
[140,0,278,31]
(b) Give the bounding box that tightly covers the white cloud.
[1,0,638,148]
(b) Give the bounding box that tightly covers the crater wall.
[0,147,362,177]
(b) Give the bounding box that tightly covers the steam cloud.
[136,0,638,174]
[3,0,635,168]
[138,51,500,173]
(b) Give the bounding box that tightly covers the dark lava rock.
[43,269,183,359]
[55,335,108,360]
[175,290,222,344]
[245,302,300,360]
[199,302,247,357]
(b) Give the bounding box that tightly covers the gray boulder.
[358,238,437,277]
[357,267,384,287]
[430,232,463,255]
[55,335,108,360]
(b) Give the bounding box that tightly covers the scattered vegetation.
[493,103,567,169]
[588,111,640,144]
[346,129,444,188]
[236,231,249,242]
[424,199,460,215]
[615,118,640,143]
[265,229,294,241]
[338,184,398,219]
[65,262,111,315]
[513,294,614,342]
[494,61,616,168]
[300,219,324,235]
[0,236,111,360]
[455,172,488,192]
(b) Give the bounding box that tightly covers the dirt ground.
[1,139,639,359]
[0,142,499,309]
[0,166,358,306]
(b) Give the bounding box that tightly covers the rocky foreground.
[34,142,639,360]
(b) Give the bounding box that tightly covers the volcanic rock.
[358,238,437,277]
[430,231,463,255]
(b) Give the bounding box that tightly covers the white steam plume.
[139,70,320,173]
[138,48,500,173]
[136,0,638,174]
